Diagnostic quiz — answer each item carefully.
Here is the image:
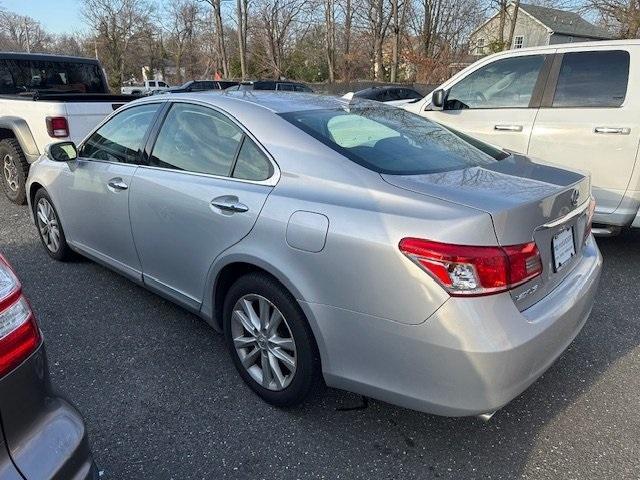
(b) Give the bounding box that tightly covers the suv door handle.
[211,196,249,213]
[494,124,523,132]
[594,127,630,135]
[107,178,128,191]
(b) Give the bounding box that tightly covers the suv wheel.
[33,189,72,261]
[223,273,321,407]
[1,138,29,204]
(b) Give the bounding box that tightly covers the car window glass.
[232,138,273,181]
[80,103,159,164]
[447,55,545,109]
[553,50,629,108]
[150,103,242,176]
[278,83,295,91]
[281,107,497,175]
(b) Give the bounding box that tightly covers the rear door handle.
[494,124,523,132]
[107,178,128,191]
[594,127,630,135]
[211,195,249,213]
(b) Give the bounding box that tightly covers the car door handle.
[494,124,523,132]
[107,178,128,191]
[594,127,630,135]
[211,196,249,213]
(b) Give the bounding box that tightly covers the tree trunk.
[325,0,336,83]
[343,0,352,80]
[390,0,399,82]
[236,0,248,79]
[506,0,520,50]
[211,0,229,77]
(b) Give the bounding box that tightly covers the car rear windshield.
[279,106,500,175]
[0,58,108,94]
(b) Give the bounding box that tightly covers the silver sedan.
[26,92,602,418]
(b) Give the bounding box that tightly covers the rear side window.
[149,103,242,176]
[446,55,545,109]
[552,50,629,108]
[80,103,160,164]
[281,107,497,175]
[0,58,108,94]
[232,138,273,181]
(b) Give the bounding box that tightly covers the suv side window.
[232,138,273,181]
[446,55,545,109]
[149,103,242,176]
[552,50,629,108]
[80,103,160,164]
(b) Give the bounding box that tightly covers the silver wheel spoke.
[37,208,48,224]
[233,335,256,349]
[267,310,283,335]
[241,298,261,330]
[271,347,295,371]
[233,309,255,336]
[241,346,260,368]
[269,335,295,351]
[258,298,270,330]
[268,352,286,389]
[261,351,273,387]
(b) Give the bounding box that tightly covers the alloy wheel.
[36,198,61,253]
[231,294,297,391]
[3,154,18,192]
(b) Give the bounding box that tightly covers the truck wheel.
[1,138,29,205]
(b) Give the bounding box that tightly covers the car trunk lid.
[382,154,591,310]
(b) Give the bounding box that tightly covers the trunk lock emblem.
[571,189,580,207]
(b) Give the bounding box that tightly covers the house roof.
[518,3,613,39]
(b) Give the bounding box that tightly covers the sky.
[2,0,84,34]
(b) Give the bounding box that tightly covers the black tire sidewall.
[223,273,319,407]
[0,139,28,204]
[33,189,71,261]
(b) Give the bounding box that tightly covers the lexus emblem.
[571,189,580,207]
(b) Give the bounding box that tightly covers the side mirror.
[431,89,447,110]
[46,141,78,162]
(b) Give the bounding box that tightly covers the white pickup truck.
[406,39,640,235]
[120,80,170,96]
[0,52,134,204]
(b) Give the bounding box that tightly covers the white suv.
[405,40,640,234]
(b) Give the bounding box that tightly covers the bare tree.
[236,0,250,79]
[506,0,521,48]
[389,0,408,81]
[82,0,155,87]
[166,0,201,83]
[584,0,640,38]
[0,11,50,52]
[201,0,230,77]
[324,0,337,82]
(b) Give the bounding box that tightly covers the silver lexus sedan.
[26,92,602,418]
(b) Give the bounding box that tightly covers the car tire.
[33,189,72,261]
[1,138,29,205]
[223,272,322,407]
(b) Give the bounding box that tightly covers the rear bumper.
[304,236,602,416]
[0,345,97,480]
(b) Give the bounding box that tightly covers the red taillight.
[399,238,542,297]
[46,116,69,138]
[0,255,40,377]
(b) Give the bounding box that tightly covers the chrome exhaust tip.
[476,411,497,422]
[591,225,621,237]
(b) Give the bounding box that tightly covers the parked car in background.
[167,79,239,94]
[0,52,134,204]
[225,80,313,92]
[406,40,640,235]
[0,254,97,479]
[353,85,423,106]
[121,79,170,95]
[27,92,600,418]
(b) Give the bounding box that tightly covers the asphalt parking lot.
[1,193,639,480]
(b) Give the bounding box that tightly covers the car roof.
[152,91,362,114]
[0,51,100,64]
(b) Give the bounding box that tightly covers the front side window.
[149,103,242,176]
[280,106,498,175]
[446,55,545,109]
[80,103,160,164]
[553,50,629,108]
